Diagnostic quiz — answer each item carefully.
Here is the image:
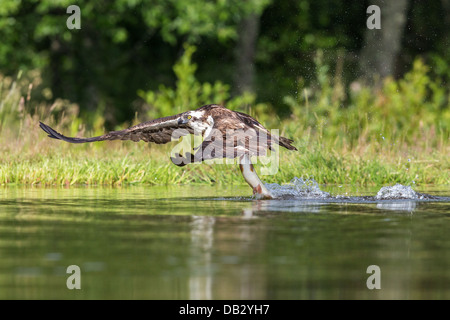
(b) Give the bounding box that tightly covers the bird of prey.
[39,104,297,199]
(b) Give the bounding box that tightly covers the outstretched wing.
[39,114,193,144]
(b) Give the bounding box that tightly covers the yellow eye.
[187,115,192,120]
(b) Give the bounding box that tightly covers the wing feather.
[39,114,192,145]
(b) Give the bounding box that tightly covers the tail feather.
[39,122,108,143]
[278,136,297,151]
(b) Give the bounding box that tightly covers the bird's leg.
[239,154,274,199]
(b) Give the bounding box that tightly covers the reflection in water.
[0,186,449,299]
[376,201,417,212]
[188,214,268,299]
[248,200,323,214]
[246,198,422,215]
[189,216,215,300]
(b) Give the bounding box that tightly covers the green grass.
[1,140,448,187]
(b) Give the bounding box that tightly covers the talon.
[253,184,263,195]
[252,184,273,199]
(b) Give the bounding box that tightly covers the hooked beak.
[178,117,188,125]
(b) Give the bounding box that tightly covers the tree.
[442,0,450,46]
[233,13,261,94]
[359,0,410,82]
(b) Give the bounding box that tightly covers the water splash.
[265,177,331,199]
[375,183,425,200]
[263,178,436,202]
[261,176,440,205]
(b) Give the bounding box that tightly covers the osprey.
[39,104,297,199]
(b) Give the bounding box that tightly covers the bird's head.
[178,110,214,135]
[178,110,205,124]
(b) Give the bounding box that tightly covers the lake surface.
[0,184,449,299]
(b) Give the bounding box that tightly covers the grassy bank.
[1,139,448,186]
[0,54,449,187]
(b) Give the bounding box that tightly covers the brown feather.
[39,113,192,145]
[198,104,298,153]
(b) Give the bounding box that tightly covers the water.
[0,183,449,299]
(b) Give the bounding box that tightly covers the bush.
[137,44,271,121]
[283,52,450,150]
